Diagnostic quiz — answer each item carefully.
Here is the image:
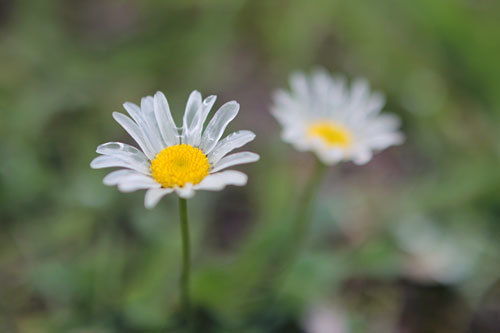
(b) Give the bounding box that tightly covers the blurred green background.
[1,0,500,332]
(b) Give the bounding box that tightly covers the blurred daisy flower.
[91,91,259,208]
[394,215,479,284]
[272,69,404,165]
[303,304,348,333]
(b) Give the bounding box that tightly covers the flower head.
[91,91,259,208]
[272,69,403,165]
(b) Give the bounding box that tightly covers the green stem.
[256,158,327,305]
[178,198,191,322]
[291,158,327,248]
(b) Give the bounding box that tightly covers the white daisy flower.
[91,91,259,208]
[272,69,404,165]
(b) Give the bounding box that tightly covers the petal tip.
[111,111,123,121]
[154,91,166,99]
[144,200,156,209]
[90,157,101,169]
[237,174,248,186]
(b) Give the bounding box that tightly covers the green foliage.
[1,0,500,331]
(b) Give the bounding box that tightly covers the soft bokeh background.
[1,0,500,332]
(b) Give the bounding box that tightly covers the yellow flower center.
[150,144,210,188]
[307,121,352,148]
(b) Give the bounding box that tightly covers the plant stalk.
[178,197,191,324]
[291,158,327,248]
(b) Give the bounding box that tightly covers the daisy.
[271,69,403,165]
[259,70,404,287]
[91,91,259,209]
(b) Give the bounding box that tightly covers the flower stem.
[292,158,327,248]
[178,197,191,323]
[252,158,327,308]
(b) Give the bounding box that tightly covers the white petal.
[182,90,202,145]
[311,140,344,165]
[345,79,385,125]
[144,188,174,209]
[96,141,145,156]
[194,170,247,191]
[188,95,217,147]
[175,183,195,198]
[356,114,404,150]
[350,78,370,105]
[95,142,151,174]
[103,169,143,185]
[368,114,401,132]
[122,101,163,154]
[207,130,255,164]
[154,91,179,147]
[290,72,310,105]
[325,75,348,118]
[277,120,307,147]
[369,133,404,150]
[272,90,301,123]
[111,172,157,188]
[112,112,156,160]
[117,176,160,193]
[351,149,373,165]
[365,92,385,115]
[311,69,336,113]
[200,101,239,154]
[211,152,259,172]
[90,155,151,175]
[122,101,142,123]
[141,96,155,115]
[141,96,166,150]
